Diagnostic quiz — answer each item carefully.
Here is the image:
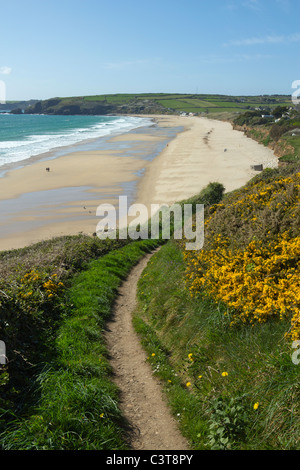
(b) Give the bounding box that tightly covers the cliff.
[0,100,39,113]
[24,96,169,116]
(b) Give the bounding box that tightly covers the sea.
[0,113,153,170]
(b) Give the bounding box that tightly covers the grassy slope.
[133,166,300,450]
[232,107,300,163]
[87,93,292,113]
[0,119,299,450]
[134,242,299,450]
[0,236,162,449]
[30,93,292,118]
[1,168,299,450]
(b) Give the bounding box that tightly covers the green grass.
[28,92,293,118]
[0,181,224,450]
[280,134,300,162]
[133,240,299,450]
[131,166,300,450]
[0,238,162,450]
[1,172,299,450]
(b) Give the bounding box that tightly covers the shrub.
[184,170,300,340]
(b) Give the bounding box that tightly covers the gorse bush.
[0,237,162,449]
[0,234,130,441]
[184,167,300,340]
[185,234,300,339]
[182,181,225,209]
[196,182,225,207]
[131,170,300,450]
[1,170,299,450]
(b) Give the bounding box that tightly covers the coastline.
[135,115,278,209]
[0,115,278,252]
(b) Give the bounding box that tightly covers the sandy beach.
[0,115,278,251]
[136,115,278,207]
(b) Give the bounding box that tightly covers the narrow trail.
[104,249,189,451]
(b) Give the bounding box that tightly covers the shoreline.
[0,116,185,251]
[135,115,278,209]
[0,115,278,252]
[0,115,156,178]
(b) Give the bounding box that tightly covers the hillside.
[0,165,299,450]
[0,100,38,113]
[22,93,292,118]
[134,165,300,450]
[232,106,300,165]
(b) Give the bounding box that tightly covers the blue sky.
[1,0,299,100]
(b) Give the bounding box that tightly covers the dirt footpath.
[104,249,189,451]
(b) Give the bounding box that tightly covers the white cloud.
[275,0,291,12]
[227,0,291,13]
[225,2,238,10]
[198,53,273,65]
[224,0,262,11]
[102,59,161,70]
[289,33,300,42]
[0,66,12,75]
[103,60,141,70]
[223,33,300,47]
[242,0,262,11]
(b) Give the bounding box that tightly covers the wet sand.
[0,115,277,251]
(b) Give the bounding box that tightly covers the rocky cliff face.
[24,97,169,116]
[0,100,38,113]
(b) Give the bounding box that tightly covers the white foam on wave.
[0,116,153,167]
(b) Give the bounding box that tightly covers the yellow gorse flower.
[184,171,300,341]
[43,277,64,296]
[21,269,40,283]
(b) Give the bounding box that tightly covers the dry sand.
[136,115,277,208]
[0,115,278,251]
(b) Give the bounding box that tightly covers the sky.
[1,0,299,100]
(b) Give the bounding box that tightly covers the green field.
[23,92,294,120]
[45,93,293,117]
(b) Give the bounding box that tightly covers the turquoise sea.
[0,113,185,247]
[0,114,152,169]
